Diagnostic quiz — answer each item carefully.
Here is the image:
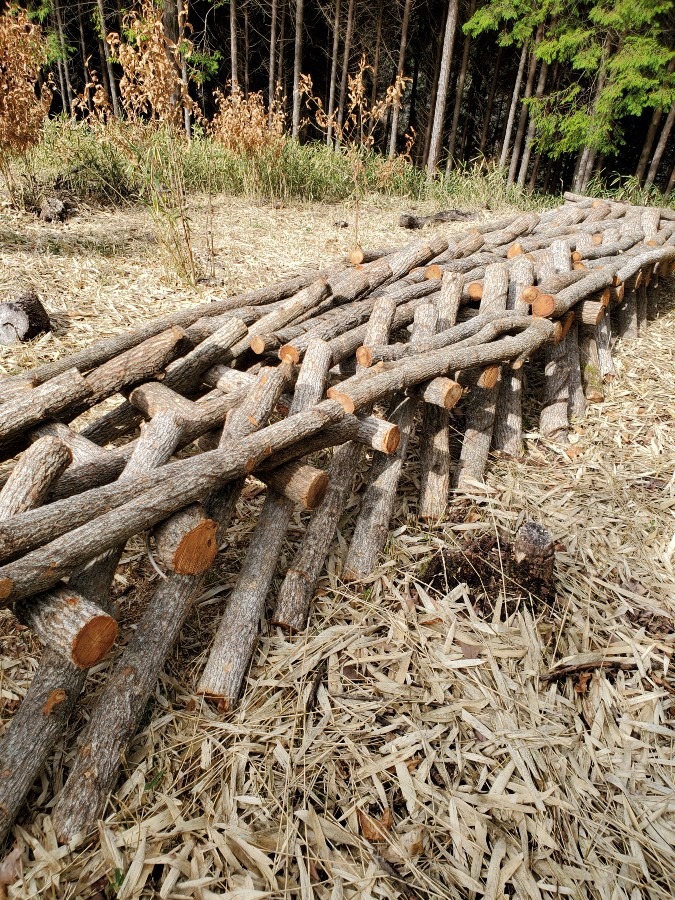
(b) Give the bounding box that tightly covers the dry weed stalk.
[0,10,51,204]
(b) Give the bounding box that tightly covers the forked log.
[418,273,463,518]
[271,297,397,632]
[198,340,333,708]
[455,263,509,489]
[493,258,534,456]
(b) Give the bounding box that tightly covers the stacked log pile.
[0,191,673,845]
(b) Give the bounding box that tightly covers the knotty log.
[0,369,92,445]
[492,258,534,456]
[578,327,604,403]
[0,436,71,518]
[0,291,52,345]
[455,263,509,489]
[418,274,463,519]
[198,340,333,708]
[271,297,397,632]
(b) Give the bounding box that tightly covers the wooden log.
[538,239,573,444]
[595,311,616,382]
[243,278,330,355]
[153,503,218,575]
[566,322,587,422]
[418,274,463,519]
[492,258,534,456]
[341,306,441,580]
[531,269,616,319]
[636,282,649,334]
[454,263,509,489]
[398,209,474,229]
[0,437,71,518]
[14,587,118,669]
[576,300,606,326]
[482,213,540,248]
[271,297,397,632]
[617,283,638,340]
[162,318,248,393]
[430,230,485,265]
[0,369,92,445]
[79,401,144,447]
[642,207,660,241]
[579,327,605,403]
[197,340,333,708]
[0,291,52,345]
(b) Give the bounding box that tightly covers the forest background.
[1,0,674,215]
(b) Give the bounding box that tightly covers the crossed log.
[0,197,672,844]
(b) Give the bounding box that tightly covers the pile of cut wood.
[0,191,673,845]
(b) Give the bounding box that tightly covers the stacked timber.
[0,194,673,846]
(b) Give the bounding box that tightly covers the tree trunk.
[291,0,304,137]
[326,0,342,144]
[388,0,413,158]
[268,0,278,116]
[446,0,475,168]
[54,0,74,116]
[97,0,120,116]
[516,58,548,187]
[370,0,383,108]
[407,56,419,135]
[666,159,675,197]
[645,102,675,189]
[336,0,356,137]
[230,0,239,90]
[243,2,250,97]
[0,292,52,346]
[77,2,92,110]
[427,0,459,173]
[278,0,287,114]
[499,41,528,169]
[507,27,542,186]
[478,46,502,154]
[635,59,675,183]
[422,16,446,167]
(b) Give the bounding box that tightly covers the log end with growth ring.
[326,387,355,414]
[72,615,119,668]
[477,366,500,390]
[531,293,556,318]
[349,247,365,265]
[154,506,219,576]
[355,346,374,368]
[468,282,483,300]
[521,285,539,305]
[278,344,301,364]
[263,462,329,510]
[424,264,443,281]
[506,243,523,259]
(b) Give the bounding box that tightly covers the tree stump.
[0,292,52,346]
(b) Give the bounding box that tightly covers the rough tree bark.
[326,0,341,144]
[446,0,476,168]
[645,101,675,189]
[507,27,542,186]
[426,0,459,173]
[388,0,413,158]
[291,0,304,137]
[499,41,528,169]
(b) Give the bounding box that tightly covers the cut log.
[0,436,71,518]
[539,239,572,444]
[162,318,248,393]
[153,503,218,575]
[14,587,118,669]
[566,322,587,421]
[399,209,474,229]
[0,292,52,346]
[244,279,330,356]
[636,282,649,334]
[595,311,616,382]
[493,258,534,456]
[271,297,397,632]
[617,283,638,340]
[579,327,605,403]
[0,368,92,445]
[197,340,333,708]
[455,263,509,489]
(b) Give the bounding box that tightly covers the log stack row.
[0,191,673,846]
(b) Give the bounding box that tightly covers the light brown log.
[153,503,218,575]
[31,421,108,467]
[579,327,605,403]
[455,263,509,489]
[0,437,71,518]
[636,283,649,334]
[271,297,397,632]
[595,311,616,382]
[482,213,540,247]
[162,318,248,392]
[14,588,118,669]
[262,461,329,510]
[576,300,606,326]
[0,369,92,445]
[617,286,638,340]
[492,258,534,456]
[244,279,330,356]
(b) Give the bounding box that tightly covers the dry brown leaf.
[0,847,22,886]
[357,806,394,842]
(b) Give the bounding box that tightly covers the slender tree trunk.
[98,39,111,107]
[446,0,475,169]
[268,0,278,116]
[666,158,675,196]
[499,41,527,169]
[230,0,239,91]
[56,58,67,114]
[370,0,383,107]
[635,59,675,183]
[507,26,542,185]
[97,0,120,116]
[77,2,91,110]
[528,152,542,191]
[278,0,287,115]
[408,56,419,135]
[177,0,191,138]
[291,0,304,137]
[478,46,502,153]
[388,0,413,158]
[243,3,250,97]
[336,0,356,136]
[326,0,342,144]
[516,59,547,187]
[427,0,459,174]
[54,0,74,115]
[645,102,675,189]
[421,16,445,168]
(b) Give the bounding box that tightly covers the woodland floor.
[0,195,674,899]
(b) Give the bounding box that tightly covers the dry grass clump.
[0,10,50,202]
[211,88,285,156]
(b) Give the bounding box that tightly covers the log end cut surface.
[72,615,119,668]
[172,519,219,574]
